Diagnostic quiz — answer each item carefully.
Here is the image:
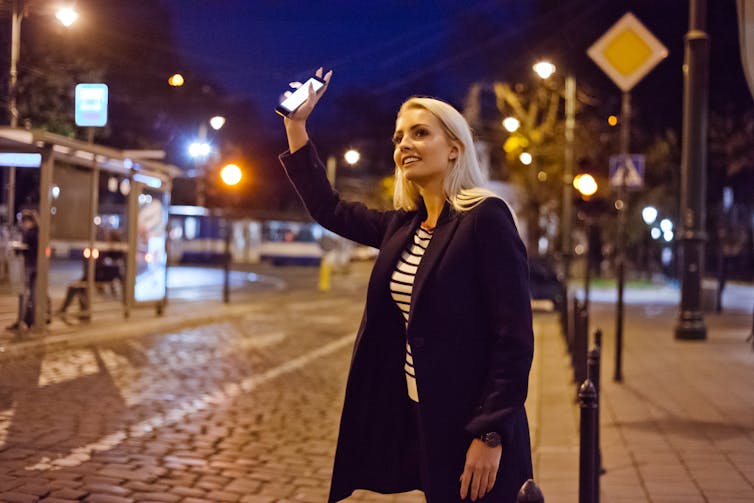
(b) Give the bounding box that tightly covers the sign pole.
[614,92,631,382]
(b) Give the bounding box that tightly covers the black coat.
[280,143,534,503]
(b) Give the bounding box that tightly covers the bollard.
[587,340,602,503]
[517,479,545,503]
[318,257,331,292]
[573,303,588,385]
[579,379,597,503]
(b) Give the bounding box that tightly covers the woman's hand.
[283,67,332,153]
[459,439,502,501]
[283,66,332,124]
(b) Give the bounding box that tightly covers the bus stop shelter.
[0,126,181,332]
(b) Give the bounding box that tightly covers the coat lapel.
[408,203,460,326]
[368,211,423,313]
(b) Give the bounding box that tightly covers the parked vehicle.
[529,256,565,311]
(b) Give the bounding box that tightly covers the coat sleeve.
[279,141,396,249]
[463,198,534,445]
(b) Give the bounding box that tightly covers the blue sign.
[75,83,108,127]
[609,154,645,189]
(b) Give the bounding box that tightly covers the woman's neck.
[420,188,446,228]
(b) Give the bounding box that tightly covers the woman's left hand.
[459,439,502,501]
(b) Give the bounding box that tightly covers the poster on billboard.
[134,189,168,303]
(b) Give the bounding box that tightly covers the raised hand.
[283,67,333,125]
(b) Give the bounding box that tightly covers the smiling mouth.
[402,156,420,166]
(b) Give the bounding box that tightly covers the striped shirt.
[390,225,434,402]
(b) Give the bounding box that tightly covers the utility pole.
[675,0,709,340]
[562,75,576,287]
[5,0,23,224]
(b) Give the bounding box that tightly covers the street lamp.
[642,205,658,225]
[220,163,242,186]
[210,115,226,130]
[532,61,556,80]
[327,148,361,185]
[502,116,520,133]
[55,7,79,27]
[573,174,598,198]
[344,149,360,165]
[168,73,185,87]
[533,59,576,291]
[5,1,79,224]
[519,152,533,165]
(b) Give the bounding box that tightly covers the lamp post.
[190,116,225,206]
[574,174,598,311]
[533,61,576,288]
[675,0,709,340]
[220,163,242,304]
[321,149,359,291]
[5,0,78,224]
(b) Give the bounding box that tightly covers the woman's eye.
[392,136,401,145]
[414,128,428,138]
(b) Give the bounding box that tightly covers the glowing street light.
[502,116,520,132]
[168,73,185,87]
[210,116,226,130]
[642,206,658,225]
[660,218,673,233]
[344,149,361,165]
[188,142,211,158]
[533,60,556,80]
[573,173,598,198]
[55,7,79,27]
[519,152,533,165]
[220,163,242,186]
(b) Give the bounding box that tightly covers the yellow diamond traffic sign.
[588,12,668,92]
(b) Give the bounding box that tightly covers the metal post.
[584,220,592,312]
[5,0,23,224]
[588,341,602,503]
[32,146,53,332]
[579,379,597,503]
[675,0,709,340]
[563,75,576,287]
[614,92,630,382]
[83,128,97,320]
[223,217,231,304]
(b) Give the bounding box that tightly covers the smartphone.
[275,76,325,117]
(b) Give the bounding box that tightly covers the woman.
[279,68,534,503]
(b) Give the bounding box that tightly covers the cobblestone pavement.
[0,266,433,502]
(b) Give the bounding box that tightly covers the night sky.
[162,0,752,137]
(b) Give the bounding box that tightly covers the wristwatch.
[480,432,501,448]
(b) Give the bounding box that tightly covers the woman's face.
[393,108,458,188]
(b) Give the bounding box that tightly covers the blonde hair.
[393,97,498,213]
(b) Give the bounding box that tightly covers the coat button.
[412,337,425,349]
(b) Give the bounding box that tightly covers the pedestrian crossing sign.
[609,154,644,189]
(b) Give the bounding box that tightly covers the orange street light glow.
[221,164,243,186]
[573,173,598,197]
[168,74,185,87]
[608,115,619,126]
[56,7,79,27]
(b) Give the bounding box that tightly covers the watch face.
[482,432,501,448]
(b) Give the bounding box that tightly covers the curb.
[0,301,258,362]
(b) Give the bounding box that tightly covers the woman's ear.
[449,144,460,160]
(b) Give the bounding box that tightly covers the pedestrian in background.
[279,68,534,503]
[7,209,40,331]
